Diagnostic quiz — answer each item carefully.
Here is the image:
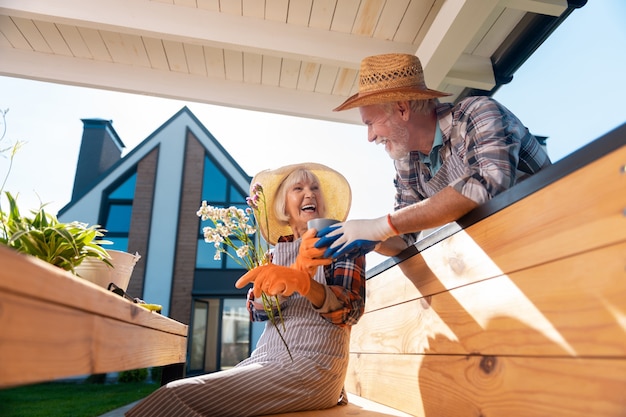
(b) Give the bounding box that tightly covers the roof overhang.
[0,0,586,125]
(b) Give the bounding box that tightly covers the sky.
[1,1,625,266]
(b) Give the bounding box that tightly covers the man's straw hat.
[250,163,351,245]
[334,53,451,111]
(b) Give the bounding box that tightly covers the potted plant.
[0,191,112,274]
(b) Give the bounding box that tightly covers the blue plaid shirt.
[394,96,551,243]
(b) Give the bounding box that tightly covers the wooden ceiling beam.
[0,45,363,125]
[501,0,568,16]
[416,0,502,90]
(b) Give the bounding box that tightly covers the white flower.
[236,245,250,259]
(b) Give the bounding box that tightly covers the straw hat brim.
[251,162,351,246]
[334,86,451,111]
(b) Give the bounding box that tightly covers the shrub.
[118,368,148,383]
[150,366,163,384]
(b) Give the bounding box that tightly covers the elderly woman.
[126,162,365,417]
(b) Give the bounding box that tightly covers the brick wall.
[126,147,158,299]
[169,131,205,324]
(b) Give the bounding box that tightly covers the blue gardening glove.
[315,216,397,259]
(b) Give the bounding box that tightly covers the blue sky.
[1,1,624,231]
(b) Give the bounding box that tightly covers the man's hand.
[292,228,332,276]
[235,264,311,297]
[315,216,396,259]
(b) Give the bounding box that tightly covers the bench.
[0,245,188,388]
[273,123,626,416]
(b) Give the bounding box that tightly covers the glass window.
[225,240,246,269]
[109,173,137,199]
[105,237,129,252]
[201,157,227,202]
[196,238,223,268]
[230,185,246,202]
[105,204,132,233]
[196,156,253,270]
[189,301,208,371]
[220,298,249,369]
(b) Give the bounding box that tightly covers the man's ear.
[395,101,411,121]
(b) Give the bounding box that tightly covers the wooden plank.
[367,143,626,307]
[394,0,433,43]
[219,0,242,15]
[224,49,243,81]
[34,21,72,56]
[203,45,225,78]
[120,33,151,67]
[331,0,360,33]
[0,246,187,336]
[352,241,626,357]
[332,67,358,95]
[265,0,289,23]
[243,51,262,84]
[352,0,385,36]
[100,30,150,67]
[78,27,112,62]
[268,394,412,416]
[297,61,320,92]
[184,42,207,76]
[57,23,93,59]
[287,0,313,26]
[163,39,188,73]
[0,246,188,388]
[242,0,265,19]
[314,63,339,94]
[143,36,169,70]
[0,291,186,388]
[345,353,626,417]
[196,0,219,12]
[0,30,12,48]
[11,17,52,53]
[279,58,301,89]
[0,15,31,49]
[309,0,335,30]
[374,0,411,41]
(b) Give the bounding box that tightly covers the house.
[57,106,260,376]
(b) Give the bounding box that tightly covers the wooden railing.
[0,245,188,389]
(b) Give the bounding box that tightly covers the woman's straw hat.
[334,53,451,111]
[250,162,351,245]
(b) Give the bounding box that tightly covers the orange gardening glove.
[235,264,311,297]
[292,228,332,277]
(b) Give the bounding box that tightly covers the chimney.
[72,118,125,200]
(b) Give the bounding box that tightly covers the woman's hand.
[292,228,332,276]
[235,264,311,297]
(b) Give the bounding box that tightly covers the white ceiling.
[0,0,579,125]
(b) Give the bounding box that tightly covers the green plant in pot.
[0,191,112,274]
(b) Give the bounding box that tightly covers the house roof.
[0,0,585,125]
[57,106,252,217]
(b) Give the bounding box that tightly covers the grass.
[0,380,159,417]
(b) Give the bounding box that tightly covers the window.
[103,172,136,252]
[196,156,251,269]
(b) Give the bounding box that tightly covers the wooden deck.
[0,245,188,389]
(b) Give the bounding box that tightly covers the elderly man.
[317,53,551,259]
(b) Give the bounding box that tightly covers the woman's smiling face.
[284,176,325,238]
